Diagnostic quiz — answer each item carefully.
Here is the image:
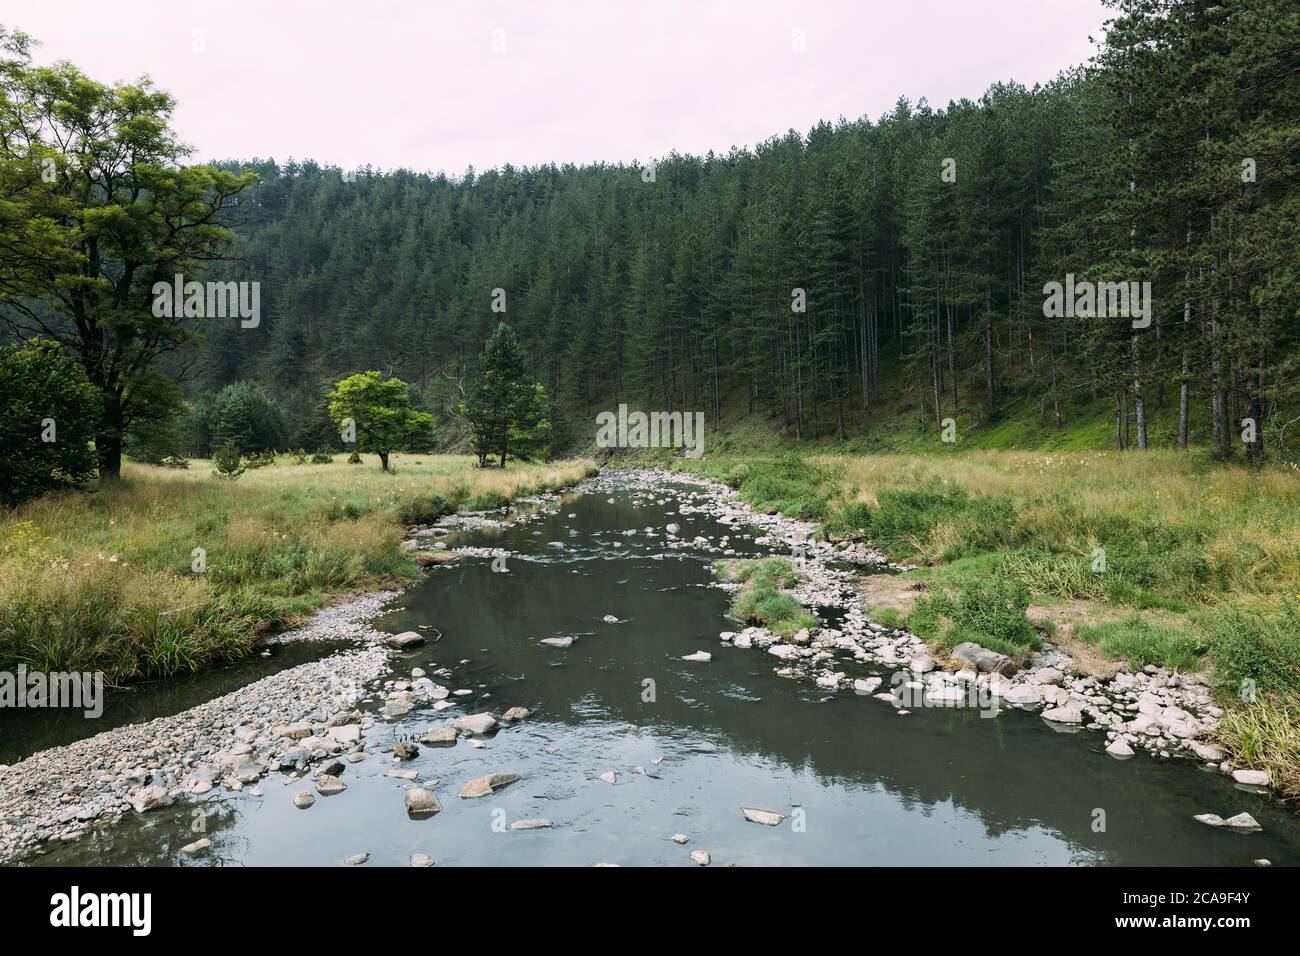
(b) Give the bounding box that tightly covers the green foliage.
[310,449,333,464]
[1205,605,1300,698]
[160,456,189,470]
[725,455,831,520]
[211,440,245,480]
[0,338,101,506]
[0,28,257,477]
[208,381,287,455]
[326,371,433,471]
[462,323,552,467]
[908,577,1040,658]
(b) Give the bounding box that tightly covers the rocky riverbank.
[0,637,391,863]
[604,467,1276,802]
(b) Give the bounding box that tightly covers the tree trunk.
[96,392,124,480]
[379,451,390,472]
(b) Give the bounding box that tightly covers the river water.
[23,477,1300,866]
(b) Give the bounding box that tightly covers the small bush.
[160,456,190,470]
[724,462,750,489]
[310,450,334,464]
[908,576,1040,658]
[212,441,245,480]
[1205,605,1300,698]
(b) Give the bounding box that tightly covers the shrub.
[160,456,190,470]
[310,449,333,464]
[1205,605,1300,698]
[908,576,1040,658]
[212,440,245,480]
[724,462,751,490]
[0,339,101,506]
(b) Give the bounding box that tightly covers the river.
[19,473,1300,866]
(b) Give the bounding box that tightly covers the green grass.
[906,576,1042,660]
[1073,617,1207,672]
[1216,694,1300,804]
[716,558,819,638]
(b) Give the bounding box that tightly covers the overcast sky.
[6,0,1110,175]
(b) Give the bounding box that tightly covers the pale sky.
[6,0,1110,175]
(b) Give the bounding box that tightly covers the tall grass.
[0,454,596,682]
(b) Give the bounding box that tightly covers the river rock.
[1224,812,1262,832]
[343,852,369,865]
[1042,703,1084,724]
[1195,812,1262,832]
[672,833,690,845]
[1189,741,1227,762]
[598,771,617,784]
[129,785,172,814]
[411,853,434,867]
[682,651,712,662]
[741,807,785,826]
[502,706,530,722]
[327,724,361,746]
[383,699,415,718]
[690,850,711,866]
[420,725,458,745]
[404,788,442,816]
[1105,739,1134,759]
[393,742,419,761]
[853,677,882,694]
[1002,684,1041,706]
[293,791,315,809]
[179,837,211,855]
[455,713,499,736]
[1232,769,1271,787]
[510,818,553,830]
[1035,667,1064,686]
[384,631,425,650]
[950,641,1015,676]
[458,772,521,798]
[315,774,347,796]
[910,655,935,674]
[540,636,573,648]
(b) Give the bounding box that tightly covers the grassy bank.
[0,454,596,683]
[675,449,1300,798]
